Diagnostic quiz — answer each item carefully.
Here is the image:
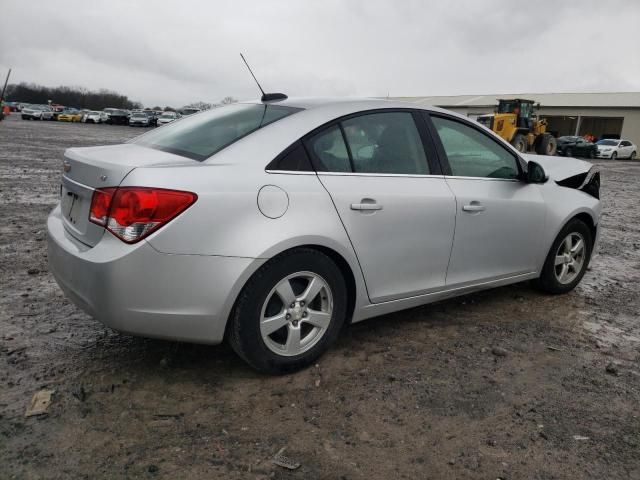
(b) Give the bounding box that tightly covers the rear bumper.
[47,204,262,344]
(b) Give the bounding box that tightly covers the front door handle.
[351,202,383,211]
[462,203,485,213]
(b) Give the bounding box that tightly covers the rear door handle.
[351,202,383,211]
[462,203,485,212]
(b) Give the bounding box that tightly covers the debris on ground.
[605,363,620,376]
[573,435,590,441]
[72,385,87,402]
[272,447,301,470]
[491,346,508,357]
[25,389,55,417]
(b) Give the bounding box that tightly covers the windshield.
[135,104,301,161]
[596,139,618,146]
[160,113,175,118]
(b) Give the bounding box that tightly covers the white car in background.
[595,139,637,160]
[157,111,180,126]
[82,111,102,124]
[21,105,54,120]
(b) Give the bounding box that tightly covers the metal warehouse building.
[395,92,640,144]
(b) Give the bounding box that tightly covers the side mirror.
[526,161,547,184]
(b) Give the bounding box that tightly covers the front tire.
[536,134,557,156]
[611,152,617,160]
[536,218,593,294]
[228,248,348,374]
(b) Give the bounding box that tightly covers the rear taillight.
[89,187,197,243]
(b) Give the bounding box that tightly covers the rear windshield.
[135,103,301,161]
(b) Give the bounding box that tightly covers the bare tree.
[221,96,237,105]
[186,101,212,111]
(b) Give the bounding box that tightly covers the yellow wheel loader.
[477,99,557,156]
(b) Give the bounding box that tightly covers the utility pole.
[0,68,11,120]
[0,68,11,103]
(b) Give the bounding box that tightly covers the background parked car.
[82,111,102,123]
[21,105,54,120]
[58,109,83,122]
[143,110,159,127]
[157,111,180,126]
[102,108,129,125]
[556,136,598,158]
[595,139,637,160]
[128,111,151,127]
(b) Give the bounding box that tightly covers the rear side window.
[431,116,519,179]
[266,142,314,171]
[307,111,430,175]
[308,126,352,172]
[342,112,429,174]
[135,104,300,161]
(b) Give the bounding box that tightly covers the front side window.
[342,112,429,174]
[135,104,300,161]
[431,116,519,179]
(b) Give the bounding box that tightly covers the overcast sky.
[1,0,639,107]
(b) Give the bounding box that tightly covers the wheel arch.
[573,211,597,245]
[222,242,363,340]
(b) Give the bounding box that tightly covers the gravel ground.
[1,114,639,479]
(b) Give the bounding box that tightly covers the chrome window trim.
[445,175,521,183]
[317,171,446,179]
[265,170,317,176]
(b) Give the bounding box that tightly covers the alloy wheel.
[260,271,333,356]
[554,232,586,284]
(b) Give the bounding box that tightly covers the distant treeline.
[5,83,141,110]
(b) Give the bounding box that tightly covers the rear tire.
[228,248,348,374]
[535,218,593,294]
[565,147,573,158]
[630,151,636,160]
[511,133,527,153]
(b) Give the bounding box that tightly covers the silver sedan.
[47,98,601,373]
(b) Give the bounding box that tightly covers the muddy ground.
[1,114,639,479]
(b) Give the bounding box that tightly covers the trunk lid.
[60,143,195,246]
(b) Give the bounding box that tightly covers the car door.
[426,113,546,287]
[306,110,456,303]
[619,141,631,158]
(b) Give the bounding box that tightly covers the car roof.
[239,96,434,112]
[201,97,500,166]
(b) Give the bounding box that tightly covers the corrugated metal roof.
[392,92,640,108]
